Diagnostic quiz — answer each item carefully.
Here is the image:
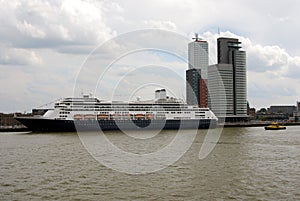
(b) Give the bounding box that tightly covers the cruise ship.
[15,89,218,132]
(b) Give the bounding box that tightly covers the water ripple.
[0,127,300,200]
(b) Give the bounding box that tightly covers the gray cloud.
[0,0,115,50]
[0,0,300,112]
[0,46,42,65]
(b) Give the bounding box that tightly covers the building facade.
[186,34,209,106]
[199,79,208,108]
[267,105,296,115]
[0,113,24,127]
[208,64,233,116]
[208,37,247,121]
[188,39,209,78]
[186,68,201,105]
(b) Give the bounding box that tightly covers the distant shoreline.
[221,121,300,128]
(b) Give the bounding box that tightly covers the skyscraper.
[188,34,209,78]
[208,37,247,121]
[186,34,209,106]
[208,64,234,116]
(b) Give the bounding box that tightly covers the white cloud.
[143,20,177,31]
[248,71,300,109]
[0,0,116,50]
[0,46,42,65]
[72,30,189,101]
[0,0,300,112]
[16,20,46,39]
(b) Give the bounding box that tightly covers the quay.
[222,121,300,128]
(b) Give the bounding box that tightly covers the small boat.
[264,122,286,130]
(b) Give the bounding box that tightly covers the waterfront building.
[186,34,209,106]
[0,113,24,127]
[208,64,233,117]
[297,101,300,111]
[208,37,247,121]
[199,79,208,108]
[188,34,209,78]
[293,102,300,122]
[186,68,201,105]
[267,105,297,115]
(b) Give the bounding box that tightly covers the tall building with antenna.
[186,33,209,106]
[208,37,247,121]
[188,33,209,78]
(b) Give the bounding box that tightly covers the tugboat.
[264,122,286,130]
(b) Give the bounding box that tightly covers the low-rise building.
[267,105,297,116]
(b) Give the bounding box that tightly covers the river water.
[1,126,300,200]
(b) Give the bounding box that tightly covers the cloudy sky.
[1,0,300,113]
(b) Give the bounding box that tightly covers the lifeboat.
[146,114,153,120]
[135,114,145,119]
[73,114,84,120]
[97,114,109,120]
[84,114,96,120]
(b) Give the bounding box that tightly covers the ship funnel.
[155,89,167,100]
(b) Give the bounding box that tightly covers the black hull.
[264,126,286,130]
[15,117,217,132]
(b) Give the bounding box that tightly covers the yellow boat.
[264,122,286,130]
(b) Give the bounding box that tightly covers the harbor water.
[1,127,300,200]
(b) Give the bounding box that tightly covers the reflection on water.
[0,127,300,200]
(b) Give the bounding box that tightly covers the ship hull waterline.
[15,117,217,132]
